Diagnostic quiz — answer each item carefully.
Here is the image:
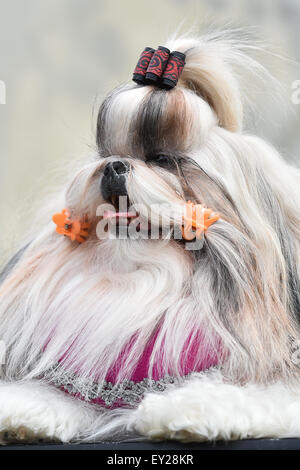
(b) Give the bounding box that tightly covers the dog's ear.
[192,217,300,384]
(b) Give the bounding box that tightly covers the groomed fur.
[0,29,300,442]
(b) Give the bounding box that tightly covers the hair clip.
[132,47,155,85]
[145,46,170,85]
[182,201,220,241]
[132,46,185,89]
[161,51,186,89]
[52,209,90,243]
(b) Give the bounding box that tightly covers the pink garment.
[57,328,220,408]
[105,328,219,383]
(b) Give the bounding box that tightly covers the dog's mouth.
[101,195,195,242]
[103,195,139,224]
[102,195,157,236]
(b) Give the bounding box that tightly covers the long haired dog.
[0,30,300,443]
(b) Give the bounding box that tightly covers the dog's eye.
[146,154,175,169]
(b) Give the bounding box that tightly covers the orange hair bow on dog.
[182,201,220,241]
[52,209,90,243]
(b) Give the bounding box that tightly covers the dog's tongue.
[103,210,137,220]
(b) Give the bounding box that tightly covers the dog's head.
[96,84,229,244]
[65,36,245,248]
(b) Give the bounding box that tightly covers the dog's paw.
[132,370,300,442]
[131,372,218,441]
[0,380,98,443]
[132,385,210,441]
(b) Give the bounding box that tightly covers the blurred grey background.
[0,0,300,263]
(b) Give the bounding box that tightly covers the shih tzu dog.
[0,29,300,444]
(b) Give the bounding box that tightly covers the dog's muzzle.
[101,160,130,201]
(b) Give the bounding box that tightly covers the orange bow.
[52,209,90,243]
[182,201,220,241]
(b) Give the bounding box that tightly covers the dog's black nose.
[103,161,129,178]
[101,160,130,200]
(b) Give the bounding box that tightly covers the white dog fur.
[0,28,300,444]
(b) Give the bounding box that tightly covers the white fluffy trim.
[132,370,300,441]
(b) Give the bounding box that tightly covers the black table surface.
[1,438,300,450]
